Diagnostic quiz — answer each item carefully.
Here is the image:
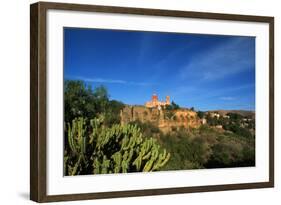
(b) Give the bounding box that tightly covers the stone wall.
[120,105,202,133]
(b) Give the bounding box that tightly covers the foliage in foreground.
[64,116,170,176]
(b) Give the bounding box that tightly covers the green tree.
[197,111,204,119]
[104,100,125,126]
[164,101,180,120]
[64,80,123,125]
[166,101,180,110]
[64,80,96,123]
[92,85,109,114]
[227,113,243,121]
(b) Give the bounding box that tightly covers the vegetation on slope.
[132,122,255,171]
[64,80,255,175]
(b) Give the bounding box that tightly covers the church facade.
[145,94,170,108]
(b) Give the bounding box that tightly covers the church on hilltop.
[145,94,170,109]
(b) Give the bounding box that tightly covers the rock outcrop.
[120,105,202,133]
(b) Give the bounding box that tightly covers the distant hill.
[207,110,255,119]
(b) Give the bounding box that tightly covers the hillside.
[208,110,255,118]
[119,105,255,170]
[63,80,256,174]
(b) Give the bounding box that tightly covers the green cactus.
[64,115,170,175]
[67,117,87,154]
[64,117,87,175]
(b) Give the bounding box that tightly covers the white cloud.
[67,76,153,86]
[180,37,255,81]
[220,97,236,101]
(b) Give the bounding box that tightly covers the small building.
[201,118,207,125]
[209,112,220,118]
[215,125,223,129]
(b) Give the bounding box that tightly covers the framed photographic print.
[30,1,274,202]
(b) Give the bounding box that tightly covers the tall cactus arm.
[152,151,171,171]
[93,158,100,174]
[67,122,77,153]
[158,152,171,168]
[143,159,154,172]
[63,156,69,176]
[69,155,83,176]
[133,154,143,171]
[112,152,122,173]
[101,156,110,174]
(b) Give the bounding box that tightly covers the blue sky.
[64,28,255,111]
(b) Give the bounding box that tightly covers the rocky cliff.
[120,105,202,133]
